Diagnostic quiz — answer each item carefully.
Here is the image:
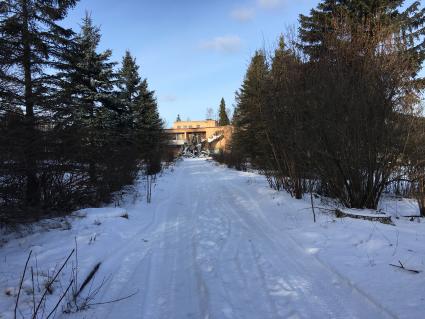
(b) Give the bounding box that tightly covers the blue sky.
[63,0,320,127]
[63,0,422,127]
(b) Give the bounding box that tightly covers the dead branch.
[31,267,36,315]
[389,260,421,274]
[33,249,75,319]
[335,209,394,225]
[310,190,316,223]
[14,250,32,319]
[88,289,139,306]
[45,279,74,319]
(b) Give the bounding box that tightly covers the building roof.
[171,120,217,129]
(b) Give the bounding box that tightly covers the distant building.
[165,120,232,156]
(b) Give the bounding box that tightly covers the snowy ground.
[1,158,424,319]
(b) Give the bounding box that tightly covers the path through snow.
[3,158,423,318]
[86,159,399,319]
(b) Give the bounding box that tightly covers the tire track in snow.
[87,159,399,319]
[195,166,287,318]
[139,163,205,319]
[223,173,397,319]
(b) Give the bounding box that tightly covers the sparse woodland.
[228,0,425,213]
[0,1,165,224]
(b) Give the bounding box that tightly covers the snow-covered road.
[88,159,397,319]
[3,158,422,318]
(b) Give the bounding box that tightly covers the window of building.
[177,126,181,129]
[197,125,201,128]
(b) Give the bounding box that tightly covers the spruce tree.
[0,0,77,209]
[218,98,230,126]
[57,13,116,126]
[232,51,270,165]
[299,0,425,70]
[134,79,164,174]
[117,51,141,127]
[57,13,118,192]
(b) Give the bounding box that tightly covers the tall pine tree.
[232,51,270,166]
[117,50,141,127]
[57,13,116,126]
[0,0,77,210]
[56,13,118,195]
[299,0,425,71]
[135,79,164,174]
[218,98,230,126]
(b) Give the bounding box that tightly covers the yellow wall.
[173,120,217,129]
[165,120,233,153]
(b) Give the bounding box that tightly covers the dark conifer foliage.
[231,51,271,168]
[299,0,425,67]
[218,98,230,126]
[134,79,164,175]
[57,14,116,121]
[0,7,165,223]
[0,0,78,218]
[117,50,142,128]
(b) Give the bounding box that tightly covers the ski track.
[86,159,396,319]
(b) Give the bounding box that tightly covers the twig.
[310,191,316,223]
[35,254,40,293]
[31,267,36,316]
[88,290,139,306]
[389,260,421,274]
[15,250,32,319]
[45,279,74,319]
[74,236,78,301]
[33,249,75,319]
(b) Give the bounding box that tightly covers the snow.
[207,132,223,143]
[1,158,424,318]
[338,208,388,218]
[72,207,128,220]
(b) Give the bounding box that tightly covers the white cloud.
[162,95,177,102]
[257,0,283,9]
[200,35,242,53]
[231,7,255,22]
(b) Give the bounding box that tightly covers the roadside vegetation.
[0,2,165,224]
[225,0,425,214]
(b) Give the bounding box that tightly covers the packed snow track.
[87,159,396,319]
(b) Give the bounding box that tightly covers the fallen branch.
[389,260,421,274]
[335,209,393,225]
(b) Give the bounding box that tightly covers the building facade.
[165,120,232,155]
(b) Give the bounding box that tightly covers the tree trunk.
[22,0,40,209]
